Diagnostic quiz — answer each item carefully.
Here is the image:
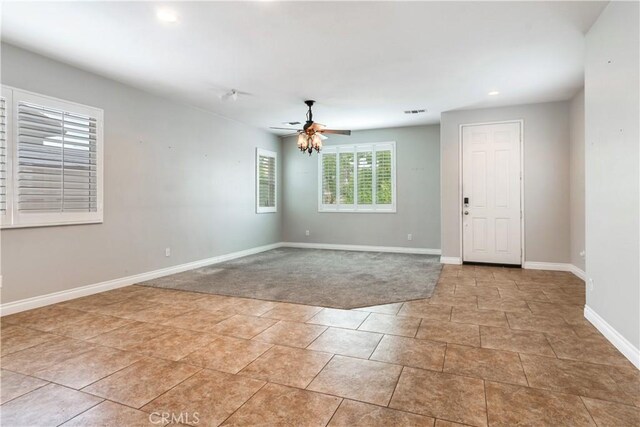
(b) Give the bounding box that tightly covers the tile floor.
[1,265,638,426]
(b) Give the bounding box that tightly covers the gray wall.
[0,44,282,303]
[585,2,639,349]
[440,101,571,263]
[282,125,441,250]
[569,89,585,271]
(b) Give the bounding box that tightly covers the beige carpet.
[139,248,442,309]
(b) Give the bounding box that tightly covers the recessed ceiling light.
[488,90,500,96]
[156,8,178,23]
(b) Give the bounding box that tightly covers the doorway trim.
[458,120,525,265]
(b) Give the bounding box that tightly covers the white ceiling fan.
[219,88,250,102]
[271,100,351,155]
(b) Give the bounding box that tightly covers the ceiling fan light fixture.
[272,100,351,156]
[312,133,322,150]
[297,133,307,150]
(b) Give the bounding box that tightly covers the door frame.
[458,120,525,265]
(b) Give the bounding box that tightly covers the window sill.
[1,219,104,229]
[318,209,397,214]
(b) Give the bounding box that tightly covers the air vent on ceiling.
[404,109,426,114]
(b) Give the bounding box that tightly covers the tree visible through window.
[339,152,355,205]
[376,150,393,204]
[322,153,336,204]
[319,142,395,212]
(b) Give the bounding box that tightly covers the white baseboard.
[0,242,283,316]
[440,256,462,265]
[281,242,441,255]
[584,305,640,369]
[523,261,573,271]
[523,261,586,281]
[569,265,586,281]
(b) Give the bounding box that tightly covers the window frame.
[255,147,277,214]
[318,141,396,213]
[1,85,104,229]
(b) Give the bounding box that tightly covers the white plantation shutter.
[357,151,373,205]
[17,102,98,213]
[318,142,396,212]
[375,148,393,206]
[321,152,337,205]
[338,151,355,205]
[256,148,277,213]
[0,97,7,217]
[1,87,103,228]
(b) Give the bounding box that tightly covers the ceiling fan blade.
[270,127,302,131]
[283,121,301,126]
[318,133,328,140]
[310,122,326,131]
[319,129,351,135]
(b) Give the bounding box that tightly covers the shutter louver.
[321,153,337,205]
[17,101,97,213]
[258,155,276,208]
[357,151,373,205]
[376,150,393,205]
[0,97,7,215]
[338,152,355,205]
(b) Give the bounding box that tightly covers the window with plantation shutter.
[1,86,104,228]
[256,148,277,213]
[318,142,396,213]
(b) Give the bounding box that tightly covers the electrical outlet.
[305,230,310,236]
[165,247,171,257]
[588,278,594,292]
[407,233,413,241]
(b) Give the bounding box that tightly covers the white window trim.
[256,147,277,214]
[1,87,14,228]
[1,85,104,229]
[318,141,396,213]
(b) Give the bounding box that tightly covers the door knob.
[464,210,469,215]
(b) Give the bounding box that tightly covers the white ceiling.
[1,1,606,133]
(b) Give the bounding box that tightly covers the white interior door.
[462,122,521,265]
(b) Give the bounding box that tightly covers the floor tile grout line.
[385,365,405,409]
[483,379,489,427]
[215,379,270,426]
[516,352,531,388]
[303,352,337,391]
[323,397,345,427]
[77,356,204,402]
[130,365,204,411]
[578,395,601,426]
[365,332,387,361]
[414,317,423,338]
[0,374,50,406]
[32,350,145,391]
[441,343,449,372]
[54,396,105,427]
